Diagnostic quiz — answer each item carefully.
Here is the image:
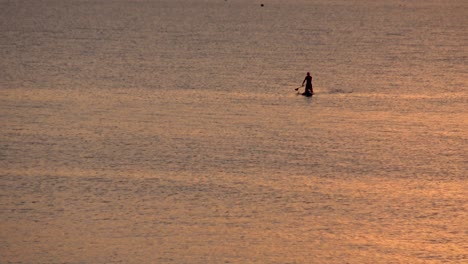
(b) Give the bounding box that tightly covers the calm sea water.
[1,0,467,263]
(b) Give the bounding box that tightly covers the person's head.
[307,72,310,76]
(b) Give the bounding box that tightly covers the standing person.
[301,72,313,96]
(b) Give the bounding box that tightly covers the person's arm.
[302,77,306,86]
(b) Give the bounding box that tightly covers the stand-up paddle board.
[301,91,313,97]
[294,87,313,97]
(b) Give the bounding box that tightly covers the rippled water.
[1,0,467,263]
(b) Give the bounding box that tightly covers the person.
[301,72,313,96]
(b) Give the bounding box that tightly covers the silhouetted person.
[301,72,313,96]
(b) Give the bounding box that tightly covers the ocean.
[1,0,467,263]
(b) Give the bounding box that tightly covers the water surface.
[1,0,467,263]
